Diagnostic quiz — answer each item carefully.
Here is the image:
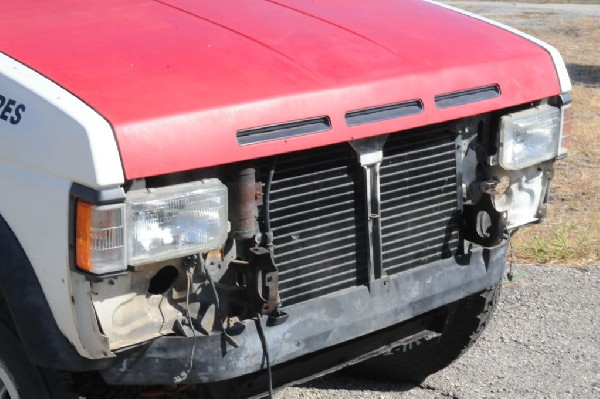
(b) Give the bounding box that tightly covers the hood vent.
[435,85,501,109]
[345,100,423,127]
[237,116,331,145]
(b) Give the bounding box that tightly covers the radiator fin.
[380,131,460,274]
[267,144,367,307]
[268,130,460,307]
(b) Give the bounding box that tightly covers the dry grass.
[476,13,600,265]
[476,0,600,3]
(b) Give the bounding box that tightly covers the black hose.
[255,314,274,399]
[257,157,277,397]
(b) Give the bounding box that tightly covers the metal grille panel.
[268,129,460,307]
[267,144,368,307]
[380,131,460,274]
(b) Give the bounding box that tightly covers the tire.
[0,293,144,399]
[348,282,502,384]
[0,321,56,399]
[65,372,142,399]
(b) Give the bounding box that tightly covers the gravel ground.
[442,1,600,33]
[445,1,600,19]
[279,265,600,399]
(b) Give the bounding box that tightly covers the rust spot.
[206,249,223,263]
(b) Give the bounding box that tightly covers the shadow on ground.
[297,371,416,393]
[567,63,600,87]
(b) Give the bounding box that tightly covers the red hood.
[1,0,560,179]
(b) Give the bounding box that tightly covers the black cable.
[183,267,197,380]
[173,264,197,384]
[255,313,274,399]
[200,256,238,348]
[260,158,276,399]
[505,227,520,281]
[263,157,277,234]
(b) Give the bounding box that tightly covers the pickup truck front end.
[0,0,570,397]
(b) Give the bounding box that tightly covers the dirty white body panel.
[93,260,193,350]
[0,52,124,358]
[493,166,549,228]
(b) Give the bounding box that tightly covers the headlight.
[126,179,228,266]
[76,179,228,274]
[498,105,561,170]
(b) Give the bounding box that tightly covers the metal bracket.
[462,194,505,247]
[228,247,280,315]
[249,246,279,315]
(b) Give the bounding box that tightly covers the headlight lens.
[76,179,228,274]
[499,105,561,170]
[126,179,228,266]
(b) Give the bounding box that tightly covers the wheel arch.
[0,212,109,371]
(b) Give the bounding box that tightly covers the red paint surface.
[1,0,560,179]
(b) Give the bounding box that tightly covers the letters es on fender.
[0,0,571,397]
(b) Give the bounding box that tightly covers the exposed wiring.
[174,266,197,384]
[185,267,197,370]
[258,158,277,398]
[200,255,238,348]
[157,287,170,334]
[502,272,526,286]
[506,227,520,281]
[255,313,274,399]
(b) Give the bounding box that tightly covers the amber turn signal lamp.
[76,201,93,272]
[75,200,125,274]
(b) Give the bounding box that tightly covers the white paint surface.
[0,52,125,358]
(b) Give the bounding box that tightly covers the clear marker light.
[558,103,572,157]
[76,202,125,274]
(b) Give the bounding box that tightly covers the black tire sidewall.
[348,282,503,383]
[0,322,52,399]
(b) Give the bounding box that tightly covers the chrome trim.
[350,136,388,284]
